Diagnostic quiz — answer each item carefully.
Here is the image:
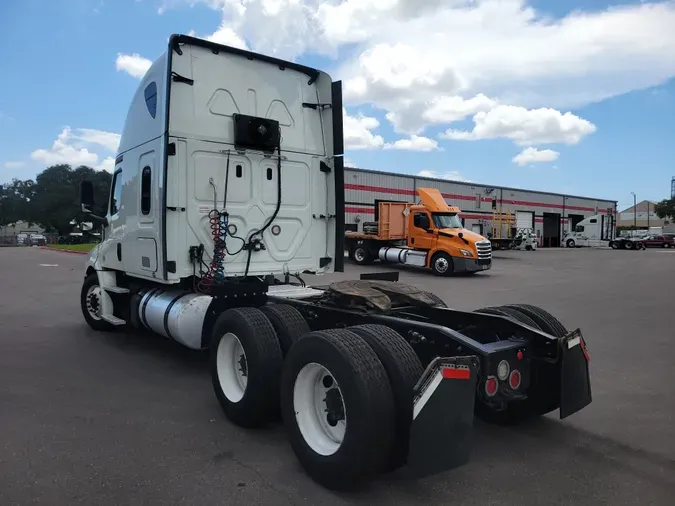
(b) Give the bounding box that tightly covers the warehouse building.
[344,168,618,248]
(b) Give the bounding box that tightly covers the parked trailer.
[76,34,592,490]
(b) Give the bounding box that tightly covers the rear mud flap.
[401,356,479,479]
[559,329,592,419]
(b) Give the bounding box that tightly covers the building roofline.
[345,166,618,205]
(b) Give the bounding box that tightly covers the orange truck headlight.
[459,248,473,257]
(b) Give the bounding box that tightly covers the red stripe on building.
[345,184,416,196]
[345,206,375,214]
[345,183,608,213]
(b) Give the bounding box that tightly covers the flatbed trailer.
[75,33,593,491]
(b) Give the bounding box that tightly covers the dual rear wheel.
[210,305,423,490]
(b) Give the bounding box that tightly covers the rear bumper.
[454,257,492,273]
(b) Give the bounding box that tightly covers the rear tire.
[211,308,283,428]
[348,324,423,471]
[502,304,567,337]
[476,306,541,330]
[80,273,114,332]
[280,329,395,490]
[422,291,448,308]
[260,304,310,356]
[351,245,373,265]
[610,241,619,249]
[625,241,634,250]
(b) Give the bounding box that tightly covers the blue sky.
[1,0,674,211]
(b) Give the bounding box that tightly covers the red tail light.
[509,370,521,390]
[485,376,498,397]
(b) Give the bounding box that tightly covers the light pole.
[630,192,637,232]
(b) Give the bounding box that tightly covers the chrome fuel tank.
[138,289,213,350]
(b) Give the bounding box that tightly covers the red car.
[638,235,674,248]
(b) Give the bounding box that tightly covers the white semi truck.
[563,213,615,248]
[77,34,592,490]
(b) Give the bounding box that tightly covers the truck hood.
[439,228,486,243]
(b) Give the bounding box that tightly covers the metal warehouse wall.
[344,168,617,247]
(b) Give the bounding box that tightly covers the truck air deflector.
[168,34,321,85]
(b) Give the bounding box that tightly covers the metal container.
[404,250,428,267]
[379,246,409,263]
[138,289,213,350]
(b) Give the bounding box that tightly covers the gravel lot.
[1,246,674,505]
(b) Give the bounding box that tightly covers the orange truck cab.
[345,188,492,275]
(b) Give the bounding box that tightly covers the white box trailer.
[76,34,592,490]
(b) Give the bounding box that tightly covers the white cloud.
[417,170,470,182]
[343,110,441,151]
[72,129,121,152]
[512,147,560,166]
[30,127,120,172]
[150,0,674,152]
[384,135,440,152]
[343,109,384,150]
[441,105,596,145]
[206,23,248,49]
[115,53,152,79]
[3,161,25,169]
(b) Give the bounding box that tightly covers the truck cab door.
[99,165,125,271]
[410,211,437,250]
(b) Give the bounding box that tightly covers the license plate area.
[559,329,592,419]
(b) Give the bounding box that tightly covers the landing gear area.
[80,273,591,490]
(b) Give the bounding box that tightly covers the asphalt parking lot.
[1,246,674,505]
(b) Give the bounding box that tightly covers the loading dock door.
[515,211,534,230]
[543,212,561,247]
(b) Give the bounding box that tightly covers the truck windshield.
[432,213,463,229]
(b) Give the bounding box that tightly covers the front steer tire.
[211,308,283,428]
[280,329,396,490]
[80,273,115,332]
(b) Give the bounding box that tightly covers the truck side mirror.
[80,180,95,214]
[79,180,109,227]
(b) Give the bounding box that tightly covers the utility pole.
[630,192,637,232]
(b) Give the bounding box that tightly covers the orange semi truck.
[345,188,493,275]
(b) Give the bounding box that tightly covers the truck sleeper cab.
[77,34,592,491]
[346,188,492,276]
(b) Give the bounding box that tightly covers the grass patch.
[48,243,98,252]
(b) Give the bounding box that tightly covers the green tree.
[653,198,675,221]
[0,178,36,227]
[28,164,112,235]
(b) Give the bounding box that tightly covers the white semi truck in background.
[76,34,592,490]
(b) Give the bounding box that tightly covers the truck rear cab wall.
[105,34,344,284]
